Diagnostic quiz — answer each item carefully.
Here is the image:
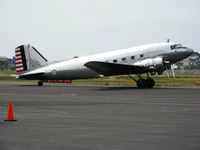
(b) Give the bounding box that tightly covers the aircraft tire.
[146,78,155,88]
[38,81,43,86]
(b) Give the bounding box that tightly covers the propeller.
[171,64,178,78]
[166,68,169,78]
[163,57,170,78]
[163,57,177,78]
[171,64,175,78]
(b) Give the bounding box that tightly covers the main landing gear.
[128,73,155,89]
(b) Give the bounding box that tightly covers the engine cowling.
[133,57,167,74]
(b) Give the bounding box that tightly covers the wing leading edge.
[84,61,147,76]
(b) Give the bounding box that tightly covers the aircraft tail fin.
[15,45,48,73]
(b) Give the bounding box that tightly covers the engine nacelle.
[133,57,166,74]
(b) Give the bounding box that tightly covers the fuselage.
[18,42,193,80]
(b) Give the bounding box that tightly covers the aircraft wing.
[84,61,147,76]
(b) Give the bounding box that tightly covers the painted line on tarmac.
[61,93,76,96]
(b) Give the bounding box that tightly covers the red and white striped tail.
[15,46,27,73]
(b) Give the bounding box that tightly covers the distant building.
[0,56,15,71]
[0,57,8,61]
[176,52,200,70]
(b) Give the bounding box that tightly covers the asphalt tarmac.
[0,81,200,150]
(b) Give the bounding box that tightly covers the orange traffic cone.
[5,101,17,121]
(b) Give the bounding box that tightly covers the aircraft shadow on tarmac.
[15,84,167,90]
[94,86,168,91]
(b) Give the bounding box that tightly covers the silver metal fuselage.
[19,42,193,80]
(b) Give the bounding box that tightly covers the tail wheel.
[137,79,146,89]
[38,81,43,86]
[146,78,155,88]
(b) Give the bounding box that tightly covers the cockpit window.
[170,44,183,50]
[176,44,182,48]
[171,45,176,50]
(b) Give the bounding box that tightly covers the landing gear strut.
[38,80,43,86]
[128,73,155,89]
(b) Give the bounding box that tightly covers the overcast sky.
[0,0,200,60]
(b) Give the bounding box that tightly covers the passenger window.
[131,56,135,59]
[113,59,117,63]
[140,54,144,58]
[122,57,126,61]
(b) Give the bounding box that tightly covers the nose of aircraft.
[187,48,194,55]
[175,47,194,58]
[176,47,194,54]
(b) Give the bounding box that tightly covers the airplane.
[15,41,194,88]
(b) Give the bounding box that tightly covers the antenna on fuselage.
[167,39,170,43]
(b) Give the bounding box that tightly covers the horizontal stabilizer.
[84,61,147,76]
[17,72,45,80]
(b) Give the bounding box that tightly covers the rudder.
[15,45,28,73]
[15,45,48,73]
